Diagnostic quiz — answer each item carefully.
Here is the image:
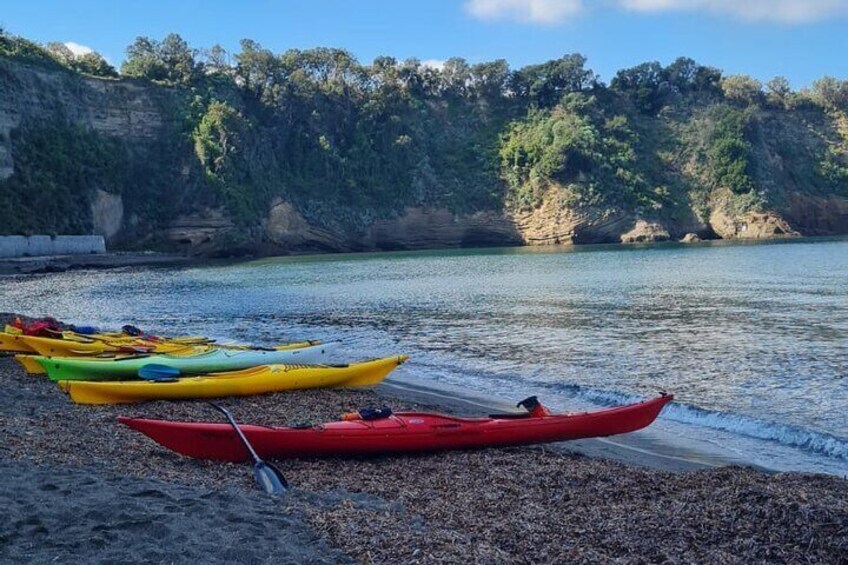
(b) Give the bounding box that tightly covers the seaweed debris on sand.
[1,357,846,563]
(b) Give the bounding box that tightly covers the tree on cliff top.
[810,77,848,111]
[721,75,763,106]
[45,43,117,78]
[611,57,722,114]
[122,34,196,83]
[509,54,597,107]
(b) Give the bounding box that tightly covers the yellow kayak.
[18,335,199,357]
[20,324,212,345]
[14,355,47,374]
[1,328,200,355]
[16,333,321,358]
[91,332,211,345]
[58,355,409,405]
[0,332,36,353]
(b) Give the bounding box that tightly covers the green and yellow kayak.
[35,342,341,382]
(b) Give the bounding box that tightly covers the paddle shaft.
[208,403,263,464]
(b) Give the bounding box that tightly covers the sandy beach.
[1,355,846,564]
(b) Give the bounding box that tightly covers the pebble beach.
[1,355,846,564]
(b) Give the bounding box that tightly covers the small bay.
[4,237,847,475]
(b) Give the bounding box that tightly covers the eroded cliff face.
[263,204,521,254]
[782,192,848,236]
[509,189,630,246]
[156,200,521,256]
[0,59,172,174]
[508,186,707,246]
[506,184,848,247]
[0,57,193,244]
[363,208,521,250]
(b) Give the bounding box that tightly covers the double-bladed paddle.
[136,364,182,382]
[208,402,288,494]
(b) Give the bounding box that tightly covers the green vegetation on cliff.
[499,95,654,210]
[0,124,122,234]
[1,27,847,249]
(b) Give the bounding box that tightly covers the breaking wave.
[550,382,848,462]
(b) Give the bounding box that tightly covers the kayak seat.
[290,422,314,429]
[359,406,393,421]
[488,413,533,420]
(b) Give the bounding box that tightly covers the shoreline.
[0,251,195,275]
[1,356,846,562]
[3,234,847,277]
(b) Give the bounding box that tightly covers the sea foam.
[552,382,848,462]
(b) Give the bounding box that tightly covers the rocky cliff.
[2,52,847,257]
[0,59,174,178]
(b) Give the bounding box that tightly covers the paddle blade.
[254,461,288,493]
[137,364,181,381]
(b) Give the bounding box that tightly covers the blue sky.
[2,0,846,88]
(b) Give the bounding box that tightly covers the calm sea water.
[3,238,847,475]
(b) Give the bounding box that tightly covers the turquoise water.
[3,238,847,475]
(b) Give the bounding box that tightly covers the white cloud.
[421,59,446,71]
[464,0,848,24]
[465,0,583,24]
[618,0,848,24]
[64,41,93,57]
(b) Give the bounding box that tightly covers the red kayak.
[119,394,672,462]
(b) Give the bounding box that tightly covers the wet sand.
[1,356,846,563]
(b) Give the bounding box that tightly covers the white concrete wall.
[0,235,105,258]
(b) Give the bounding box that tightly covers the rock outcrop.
[508,188,714,246]
[620,220,671,244]
[264,199,356,252]
[710,208,799,239]
[510,190,634,245]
